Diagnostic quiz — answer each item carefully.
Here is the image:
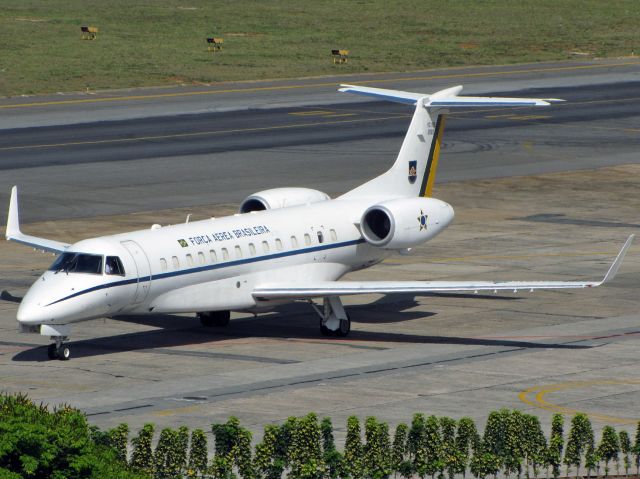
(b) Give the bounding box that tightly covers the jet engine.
[239,188,330,213]
[360,197,454,249]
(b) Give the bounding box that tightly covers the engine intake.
[360,197,454,249]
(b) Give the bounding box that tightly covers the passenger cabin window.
[291,236,298,248]
[262,241,270,253]
[105,256,125,276]
[186,253,194,266]
[210,249,217,262]
[235,245,243,259]
[160,258,168,272]
[249,243,256,256]
[172,256,179,269]
[304,233,311,246]
[330,229,337,241]
[317,231,324,244]
[275,239,283,251]
[49,253,103,275]
[222,248,229,261]
[198,252,205,265]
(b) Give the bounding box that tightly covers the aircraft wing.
[5,186,69,254]
[253,235,633,300]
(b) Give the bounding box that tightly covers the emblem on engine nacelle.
[417,210,428,231]
[408,160,417,184]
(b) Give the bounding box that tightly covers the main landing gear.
[198,310,231,327]
[312,297,351,337]
[47,337,70,361]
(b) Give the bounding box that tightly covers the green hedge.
[2,393,640,479]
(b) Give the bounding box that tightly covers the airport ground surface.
[1,59,640,443]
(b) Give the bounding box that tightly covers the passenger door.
[121,240,152,304]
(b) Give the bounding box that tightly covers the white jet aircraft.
[5,84,633,360]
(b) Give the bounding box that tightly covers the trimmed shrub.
[187,428,209,478]
[364,416,392,479]
[598,425,620,477]
[288,413,325,479]
[131,423,155,474]
[548,414,564,479]
[344,416,364,479]
[255,424,285,479]
[391,422,410,477]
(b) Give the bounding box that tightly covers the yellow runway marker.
[1,61,637,110]
[519,379,640,424]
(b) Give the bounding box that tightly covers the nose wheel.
[47,337,70,360]
[198,310,231,327]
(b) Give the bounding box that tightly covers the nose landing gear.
[198,310,231,327]
[47,337,70,360]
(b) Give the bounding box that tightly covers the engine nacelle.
[239,188,330,213]
[360,197,454,249]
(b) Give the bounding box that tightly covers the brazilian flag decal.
[178,239,189,248]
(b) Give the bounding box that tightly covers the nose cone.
[17,283,55,325]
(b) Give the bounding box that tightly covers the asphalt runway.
[1,59,640,224]
[1,59,639,442]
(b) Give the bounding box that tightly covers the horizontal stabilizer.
[6,186,69,254]
[339,84,563,107]
[253,236,632,299]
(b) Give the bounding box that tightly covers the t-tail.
[338,84,562,200]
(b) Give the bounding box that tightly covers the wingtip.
[601,234,634,284]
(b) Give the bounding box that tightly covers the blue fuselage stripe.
[46,238,366,306]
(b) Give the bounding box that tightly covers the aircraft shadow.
[12,296,587,362]
[0,290,22,303]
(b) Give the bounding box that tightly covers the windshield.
[49,253,103,275]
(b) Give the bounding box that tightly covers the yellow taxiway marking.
[289,110,335,116]
[506,114,552,121]
[519,379,640,424]
[288,110,358,118]
[1,61,638,110]
[153,404,203,417]
[321,113,358,118]
[0,114,404,152]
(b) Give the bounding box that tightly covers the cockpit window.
[49,253,103,275]
[105,256,125,276]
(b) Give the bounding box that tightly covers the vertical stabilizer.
[337,84,557,201]
[339,96,446,200]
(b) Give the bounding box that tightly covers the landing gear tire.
[48,341,70,360]
[319,321,332,336]
[335,316,351,337]
[199,310,231,328]
[47,343,59,360]
[58,345,71,361]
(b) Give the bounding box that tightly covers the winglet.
[600,234,634,284]
[6,185,20,240]
[5,186,70,254]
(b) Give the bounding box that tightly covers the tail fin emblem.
[408,161,417,183]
